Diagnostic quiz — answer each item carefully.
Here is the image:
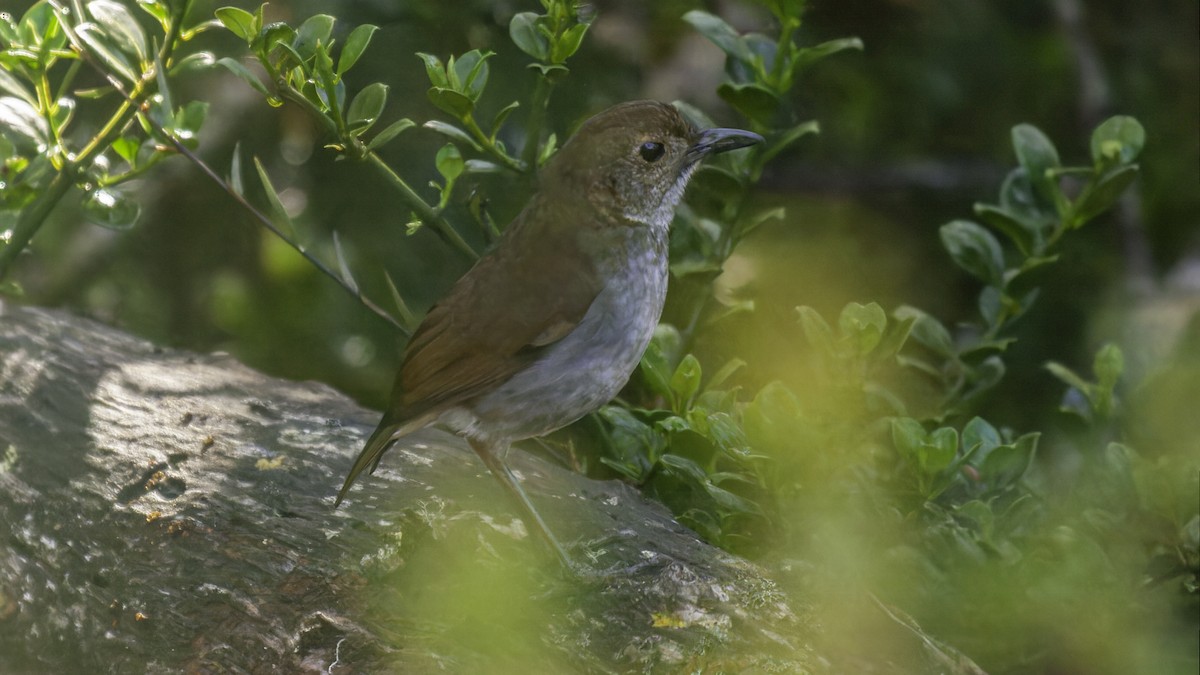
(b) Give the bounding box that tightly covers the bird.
[335,100,762,569]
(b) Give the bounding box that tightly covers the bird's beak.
[686,127,764,163]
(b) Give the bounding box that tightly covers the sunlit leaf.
[0,96,49,149]
[422,120,482,152]
[292,14,334,61]
[434,143,464,183]
[216,57,272,98]
[346,82,388,133]
[550,22,589,63]
[337,24,377,75]
[366,118,414,151]
[509,12,548,61]
[88,0,149,64]
[214,7,256,42]
[75,23,138,83]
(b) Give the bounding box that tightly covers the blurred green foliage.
[2,0,1198,672]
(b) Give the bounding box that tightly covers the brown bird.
[336,100,761,568]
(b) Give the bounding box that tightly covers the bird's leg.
[468,438,574,571]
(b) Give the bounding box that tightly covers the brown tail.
[334,419,403,506]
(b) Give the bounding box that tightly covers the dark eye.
[639,141,665,162]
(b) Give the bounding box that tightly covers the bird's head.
[541,101,762,229]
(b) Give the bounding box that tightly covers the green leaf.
[923,427,959,473]
[670,354,702,410]
[252,22,296,59]
[253,156,295,235]
[216,57,272,98]
[961,417,1001,455]
[1090,115,1145,166]
[717,81,779,127]
[88,0,148,64]
[337,24,377,75]
[999,168,1056,234]
[706,358,746,393]
[875,314,915,361]
[427,87,473,118]
[422,120,482,152]
[1093,342,1123,392]
[639,335,675,402]
[891,417,927,464]
[977,286,1004,328]
[743,381,803,452]
[793,37,864,71]
[509,12,548,61]
[332,231,358,294]
[228,142,244,195]
[1072,165,1138,225]
[796,306,835,356]
[434,143,464,183]
[959,356,1006,407]
[1092,342,1123,417]
[292,14,335,61]
[0,96,50,149]
[1044,361,1092,396]
[137,0,170,28]
[170,51,216,76]
[1011,123,1060,202]
[214,6,256,42]
[75,23,137,83]
[82,187,141,230]
[979,433,1038,487]
[111,135,141,166]
[415,52,447,88]
[683,10,753,64]
[346,82,388,133]
[366,117,415,151]
[312,44,338,108]
[382,270,417,331]
[973,203,1037,257]
[452,50,492,101]
[760,120,819,165]
[490,101,520,138]
[597,405,659,481]
[173,100,207,146]
[940,219,1005,286]
[738,206,785,240]
[465,159,503,173]
[894,305,955,358]
[0,69,35,107]
[550,22,589,63]
[658,453,708,483]
[700,479,762,516]
[526,62,569,81]
[838,301,887,355]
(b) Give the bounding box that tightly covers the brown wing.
[390,195,603,423]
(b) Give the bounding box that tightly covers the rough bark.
[0,306,821,673]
